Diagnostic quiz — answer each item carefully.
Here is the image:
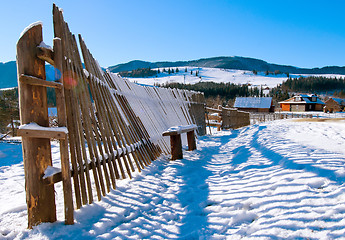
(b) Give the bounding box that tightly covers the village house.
[233,97,274,112]
[279,94,324,112]
[323,97,345,113]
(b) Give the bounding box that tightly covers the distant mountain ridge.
[108,56,345,75]
[0,62,56,89]
[1,56,345,89]
[0,61,17,89]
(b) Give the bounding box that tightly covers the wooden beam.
[17,128,67,139]
[19,74,63,89]
[43,171,63,185]
[37,46,55,66]
[43,152,121,185]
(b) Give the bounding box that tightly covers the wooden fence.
[206,106,250,130]
[250,112,313,124]
[205,107,314,131]
[16,4,205,228]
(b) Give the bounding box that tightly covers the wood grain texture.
[17,23,56,228]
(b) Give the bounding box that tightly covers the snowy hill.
[1,56,345,89]
[2,119,345,238]
[125,67,345,89]
[108,56,345,75]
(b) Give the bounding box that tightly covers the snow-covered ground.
[1,119,345,239]
[126,67,345,89]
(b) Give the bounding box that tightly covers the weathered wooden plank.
[72,46,116,190]
[53,37,74,225]
[53,5,83,207]
[19,74,63,89]
[17,22,56,228]
[79,38,132,179]
[68,32,113,194]
[37,45,55,66]
[17,128,67,139]
[187,130,197,151]
[42,147,140,184]
[170,134,183,160]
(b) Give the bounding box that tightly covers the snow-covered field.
[1,119,345,239]
[126,67,345,89]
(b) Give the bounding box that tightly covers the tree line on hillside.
[268,75,345,105]
[281,76,345,93]
[119,67,186,78]
[156,82,267,107]
[119,67,158,78]
[252,69,289,77]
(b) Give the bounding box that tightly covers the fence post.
[17,23,56,228]
[217,105,222,131]
[187,131,197,151]
[53,38,74,225]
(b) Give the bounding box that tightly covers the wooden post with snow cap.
[163,124,197,160]
[17,22,56,228]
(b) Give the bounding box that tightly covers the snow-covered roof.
[279,94,324,105]
[300,94,324,104]
[330,97,345,105]
[234,97,272,109]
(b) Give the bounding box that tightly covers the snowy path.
[1,119,345,239]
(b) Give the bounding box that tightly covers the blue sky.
[1,0,345,68]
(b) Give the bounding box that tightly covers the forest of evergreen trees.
[156,82,266,107]
[0,88,19,133]
[119,67,183,78]
[119,67,158,78]
[282,76,345,93]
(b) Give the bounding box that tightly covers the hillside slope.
[108,56,345,75]
[2,56,345,89]
[123,67,345,89]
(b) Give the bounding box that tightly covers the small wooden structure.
[323,98,345,113]
[206,106,250,130]
[162,124,197,160]
[16,4,205,228]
